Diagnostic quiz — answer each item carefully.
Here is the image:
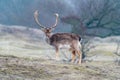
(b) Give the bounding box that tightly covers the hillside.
[0,24,120,80]
[0,55,120,80]
[0,24,119,61]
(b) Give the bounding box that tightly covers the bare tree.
[61,0,120,60]
[62,0,120,37]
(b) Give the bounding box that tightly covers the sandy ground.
[0,55,120,80]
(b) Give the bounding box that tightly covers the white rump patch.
[59,44,71,49]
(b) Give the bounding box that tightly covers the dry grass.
[0,26,120,80]
[0,55,120,80]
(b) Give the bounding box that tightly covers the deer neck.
[45,33,52,44]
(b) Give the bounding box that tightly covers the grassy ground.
[0,26,120,80]
[0,55,120,80]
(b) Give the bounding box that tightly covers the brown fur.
[50,33,81,45]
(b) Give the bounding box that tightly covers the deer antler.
[34,10,59,29]
[50,13,59,29]
[34,10,46,28]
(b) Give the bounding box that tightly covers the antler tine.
[50,13,59,29]
[34,10,46,28]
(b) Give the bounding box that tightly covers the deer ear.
[41,28,45,32]
[50,28,55,31]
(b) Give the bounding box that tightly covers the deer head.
[34,10,59,38]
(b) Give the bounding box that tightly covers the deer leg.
[71,50,76,63]
[55,47,59,60]
[76,50,82,64]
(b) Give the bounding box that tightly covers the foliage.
[61,0,120,37]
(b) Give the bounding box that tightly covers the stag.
[34,10,82,64]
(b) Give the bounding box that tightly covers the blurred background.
[0,0,120,61]
[0,0,120,37]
